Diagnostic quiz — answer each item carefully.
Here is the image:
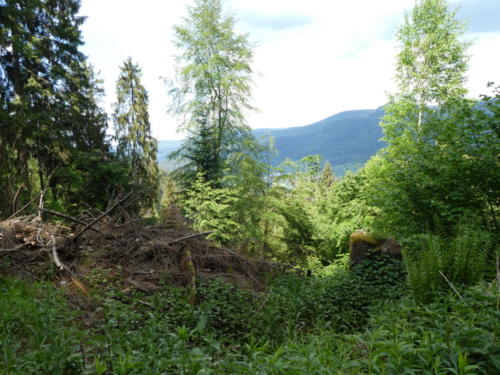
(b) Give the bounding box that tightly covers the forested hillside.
[1,0,498,374]
[258,107,385,174]
[159,107,385,175]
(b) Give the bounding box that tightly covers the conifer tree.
[168,0,254,185]
[320,162,335,191]
[0,0,109,216]
[113,57,159,210]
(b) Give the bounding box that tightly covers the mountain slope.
[158,107,386,175]
[158,140,182,161]
[261,108,385,174]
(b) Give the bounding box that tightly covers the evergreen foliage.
[113,57,159,212]
[168,0,254,184]
[50,150,134,214]
[0,0,109,216]
[1,0,499,373]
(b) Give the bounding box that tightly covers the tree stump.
[349,230,401,268]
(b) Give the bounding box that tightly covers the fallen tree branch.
[71,191,133,242]
[220,246,247,261]
[167,231,213,245]
[439,271,466,304]
[48,235,89,296]
[0,244,26,255]
[50,235,64,271]
[112,187,153,223]
[41,208,102,233]
[37,190,45,220]
[219,247,262,286]
[11,184,25,215]
[7,191,45,219]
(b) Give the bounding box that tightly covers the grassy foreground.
[0,256,498,375]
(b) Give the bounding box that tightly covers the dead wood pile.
[0,198,262,294]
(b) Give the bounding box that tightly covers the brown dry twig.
[11,184,25,215]
[41,208,103,233]
[167,231,213,245]
[0,244,26,255]
[71,191,133,242]
[7,191,45,220]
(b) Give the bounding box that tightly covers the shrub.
[316,253,406,331]
[404,225,492,303]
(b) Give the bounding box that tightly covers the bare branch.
[167,231,212,245]
[41,208,102,233]
[71,191,133,242]
[7,190,45,219]
[50,235,64,271]
[0,244,26,255]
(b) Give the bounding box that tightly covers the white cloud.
[467,33,500,97]
[79,0,500,140]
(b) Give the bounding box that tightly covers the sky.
[79,0,500,140]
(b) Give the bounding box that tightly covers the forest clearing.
[0,0,499,374]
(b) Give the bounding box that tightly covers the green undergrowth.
[1,257,498,374]
[0,278,85,374]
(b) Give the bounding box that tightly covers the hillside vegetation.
[1,0,499,374]
[159,107,385,176]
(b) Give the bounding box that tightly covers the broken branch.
[7,190,45,219]
[11,184,25,215]
[0,244,26,255]
[50,235,64,271]
[71,191,133,242]
[41,208,102,233]
[167,231,213,245]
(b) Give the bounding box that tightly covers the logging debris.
[0,202,263,294]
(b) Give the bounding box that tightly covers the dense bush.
[317,254,406,331]
[51,151,134,215]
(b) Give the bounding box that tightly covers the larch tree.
[113,57,159,211]
[168,0,254,185]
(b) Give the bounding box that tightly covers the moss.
[349,231,382,268]
[349,232,380,246]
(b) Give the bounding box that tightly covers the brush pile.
[0,194,262,294]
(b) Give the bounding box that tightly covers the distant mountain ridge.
[158,107,386,175]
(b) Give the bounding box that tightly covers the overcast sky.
[79,0,500,140]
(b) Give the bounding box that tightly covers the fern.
[404,224,493,303]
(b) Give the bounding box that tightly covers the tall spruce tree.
[0,0,109,216]
[168,0,254,185]
[113,57,159,211]
[320,162,335,191]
